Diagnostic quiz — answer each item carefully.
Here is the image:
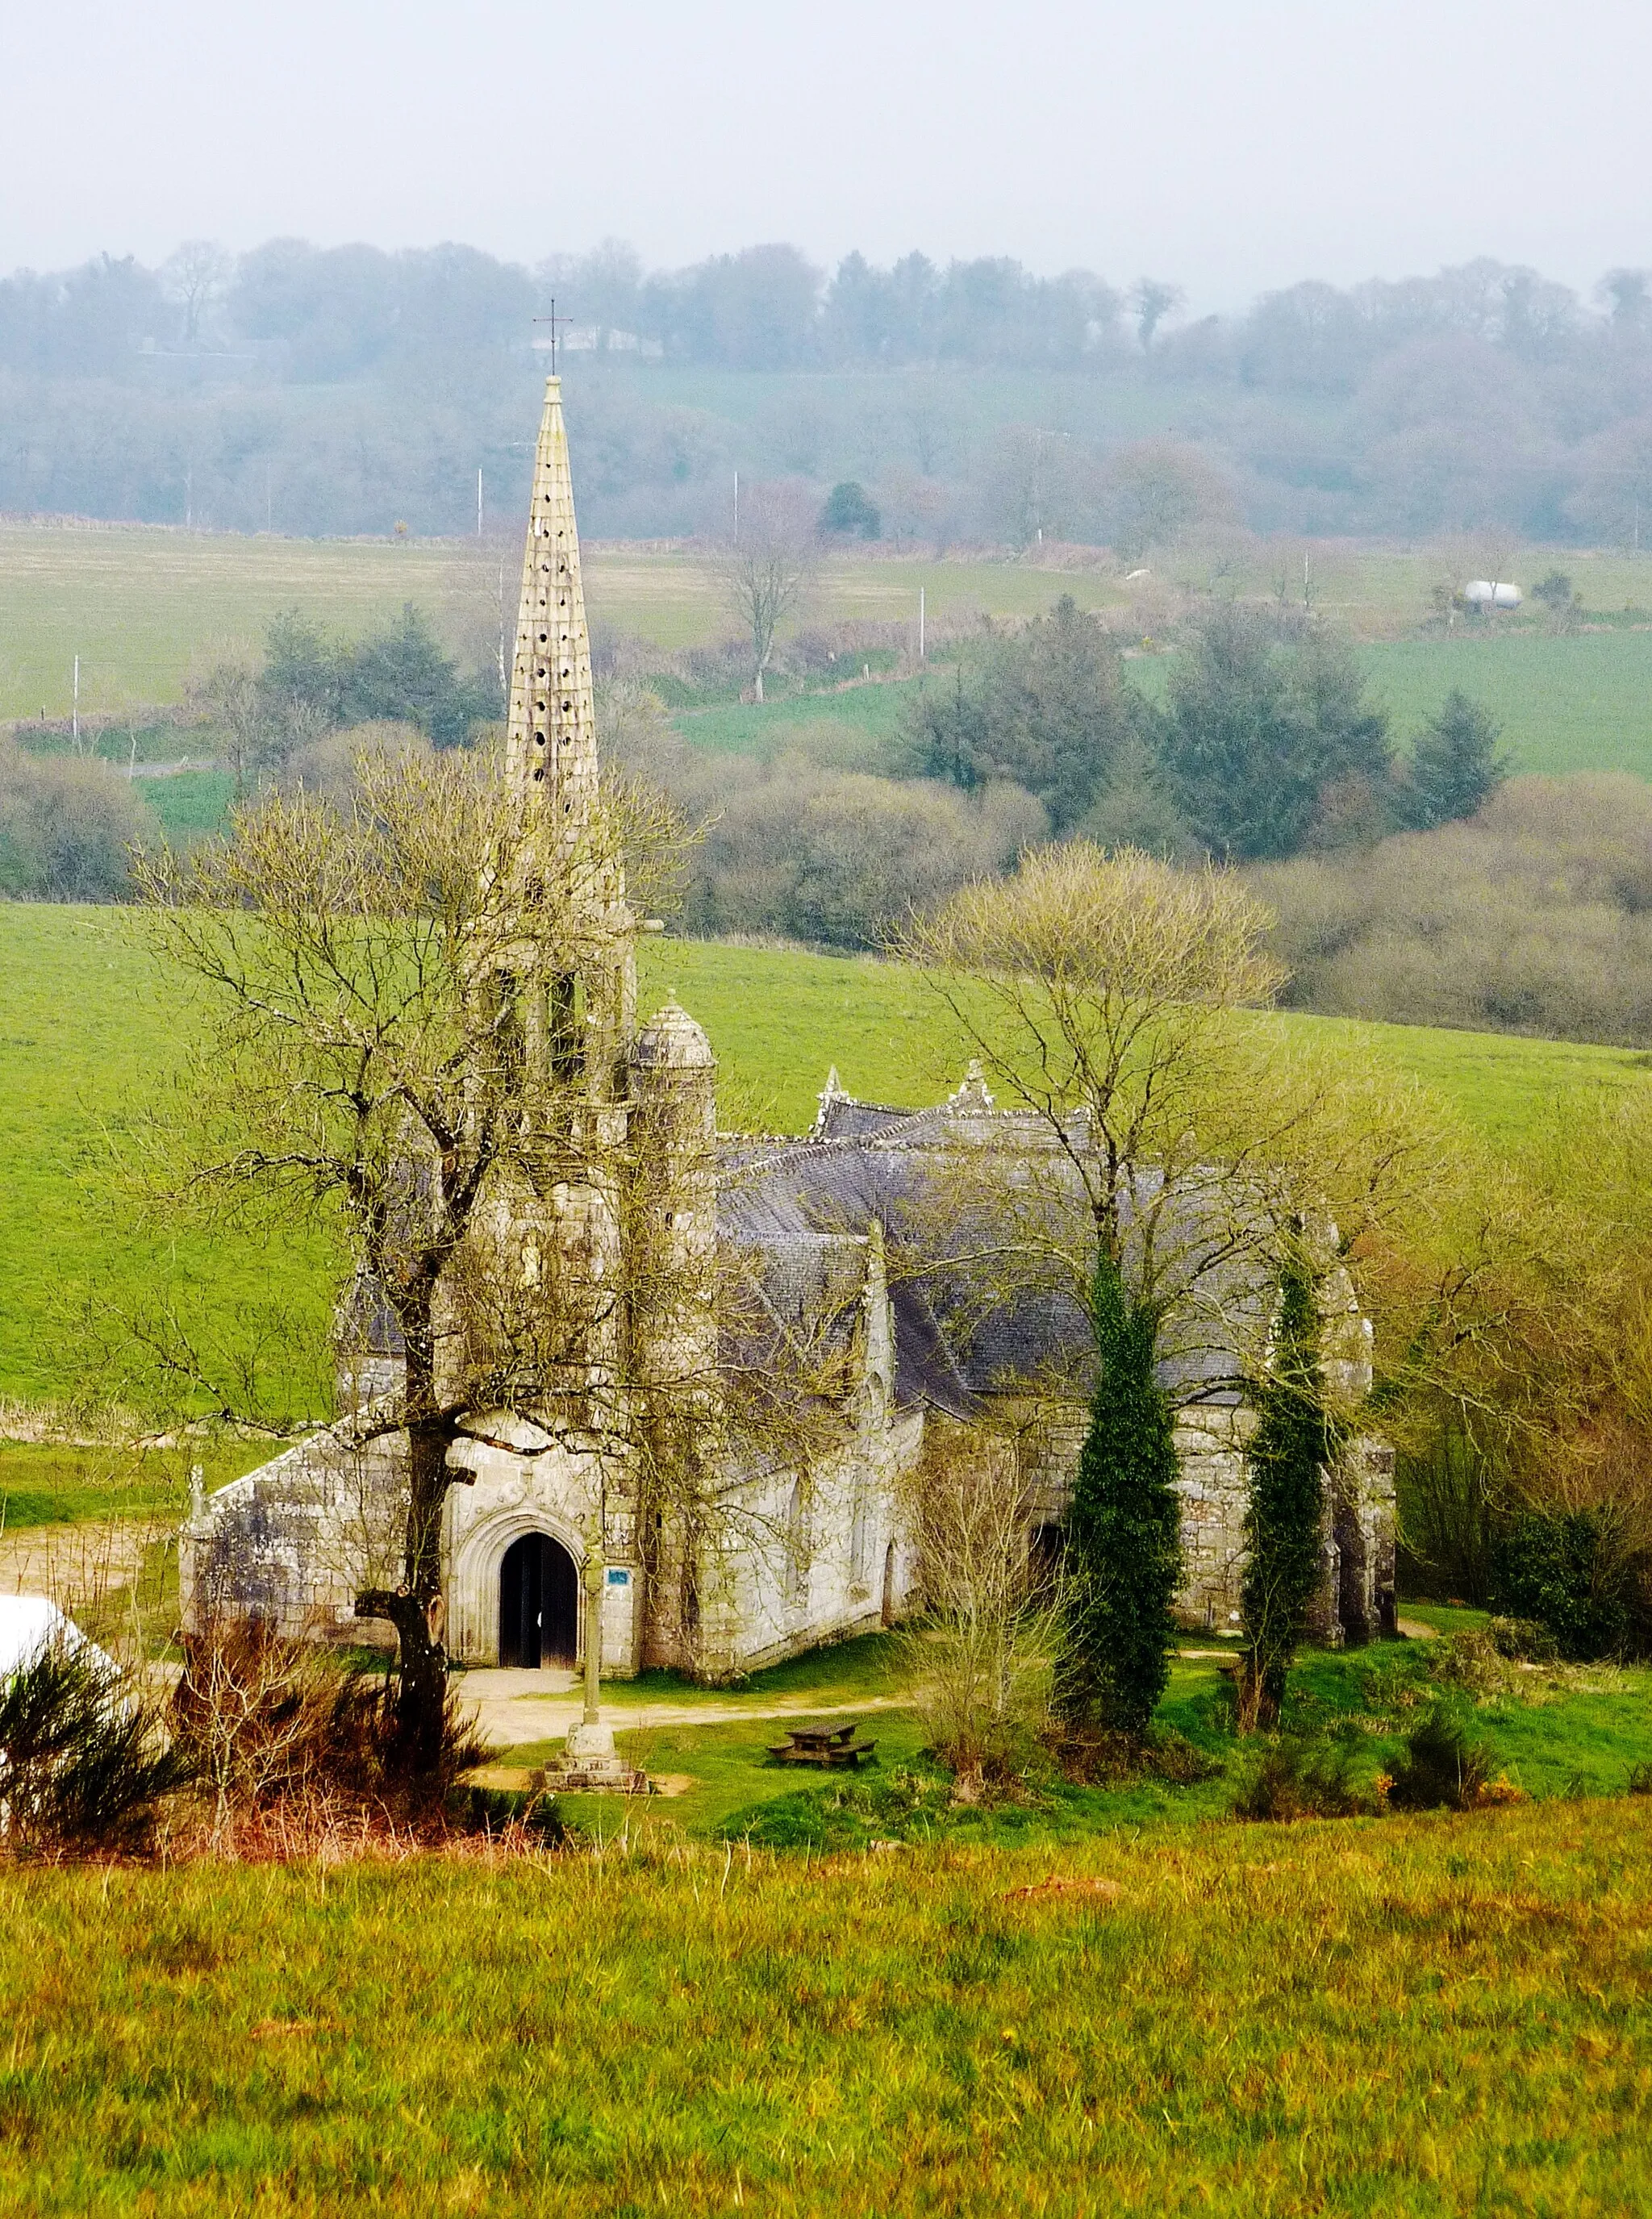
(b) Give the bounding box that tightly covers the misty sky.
[3,0,1646,310]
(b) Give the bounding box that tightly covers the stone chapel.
[180,374,1395,1679]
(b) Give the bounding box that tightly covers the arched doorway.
[499,1533,579,1668]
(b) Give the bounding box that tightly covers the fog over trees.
[3,238,1652,544]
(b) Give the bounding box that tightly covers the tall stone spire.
[491,373,636,1095]
[506,375,599,828]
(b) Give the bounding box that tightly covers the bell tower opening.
[499,1532,579,1667]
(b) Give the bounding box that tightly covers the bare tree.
[188,658,330,799]
[136,745,686,1769]
[161,240,233,346]
[894,845,1425,1746]
[896,1418,1061,1800]
[1130,278,1186,352]
[895,844,1288,1306]
[711,482,817,702]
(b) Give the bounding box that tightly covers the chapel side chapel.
[181,374,1396,1681]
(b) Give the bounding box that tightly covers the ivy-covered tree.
[1239,1241,1339,1728]
[900,845,1287,1758]
[1055,1255,1183,1745]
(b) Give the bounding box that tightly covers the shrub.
[1233,1737,1364,1821]
[283,720,431,799]
[1253,773,1652,1047]
[818,481,881,540]
[897,1429,1058,1801]
[172,1618,486,1834]
[728,1771,957,1853]
[672,757,1045,950]
[0,1642,193,1855]
[1386,1709,1492,1811]
[1491,1508,1631,1662]
[1058,1724,1220,1787]
[0,741,148,900]
[1488,1615,1558,1662]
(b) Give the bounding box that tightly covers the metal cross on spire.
[533,298,563,375]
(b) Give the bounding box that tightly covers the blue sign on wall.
[606,1567,631,1587]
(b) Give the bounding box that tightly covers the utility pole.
[72,655,80,751]
[477,467,484,537]
[185,467,193,530]
[918,585,925,661]
[732,469,739,543]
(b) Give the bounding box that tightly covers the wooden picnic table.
[766,1720,878,1769]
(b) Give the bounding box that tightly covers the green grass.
[4,1795,1652,2213]
[508,1631,1652,1848]
[0,525,492,722]
[133,770,237,847]
[6,901,1652,1415]
[599,1627,906,1712]
[0,1439,269,1532]
[0,902,338,1415]
[1358,632,1652,776]
[674,675,920,763]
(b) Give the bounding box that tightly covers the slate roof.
[344,1080,1274,1423]
[719,1087,1271,1417]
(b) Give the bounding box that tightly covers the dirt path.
[456,1668,913,1750]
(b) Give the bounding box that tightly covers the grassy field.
[6,900,1652,1413]
[1359,632,1652,777]
[0,524,1128,720]
[10,511,1652,722]
[0,524,489,722]
[661,624,1652,784]
[0,902,339,1415]
[0,1439,270,1533]
[491,1616,1652,1845]
[2,1794,1650,2214]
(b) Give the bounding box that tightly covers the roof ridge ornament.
[949,1059,995,1112]
[811,1065,848,1136]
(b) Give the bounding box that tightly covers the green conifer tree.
[1240,1245,1340,1726]
[1056,1253,1183,1744]
[1405,690,1507,828]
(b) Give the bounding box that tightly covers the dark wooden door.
[499,1534,580,1667]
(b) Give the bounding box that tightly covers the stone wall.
[180,1423,407,1644]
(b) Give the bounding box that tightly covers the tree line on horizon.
[2,238,1652,542]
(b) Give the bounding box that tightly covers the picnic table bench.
[766,1720,878,1769]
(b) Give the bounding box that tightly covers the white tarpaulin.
[0,1594,115,1681]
